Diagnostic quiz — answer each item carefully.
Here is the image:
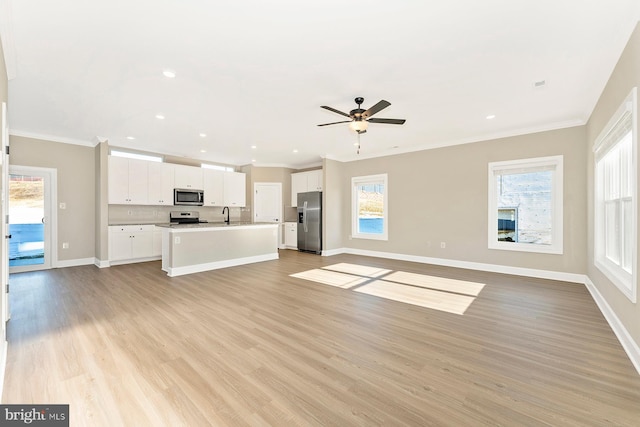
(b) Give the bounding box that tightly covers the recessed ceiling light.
[293,149,298,153]
[251,159,256,163]
[155,114,165,120]
[163,70,176,78]
[126,136,135,140]
[251,145,257,149]
[200,149,207,153]
[486,114,496,120]
[353,142,359,146]
[199,133,207,138]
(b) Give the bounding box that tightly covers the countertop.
[155,222,278,229]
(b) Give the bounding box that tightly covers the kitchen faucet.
[222,206,230,224]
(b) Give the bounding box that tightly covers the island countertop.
[156,222,278,230]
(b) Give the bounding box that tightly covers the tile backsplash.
[109,205,248,225]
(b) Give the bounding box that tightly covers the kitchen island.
[157,222,279,277]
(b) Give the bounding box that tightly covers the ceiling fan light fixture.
[349,119,368,133]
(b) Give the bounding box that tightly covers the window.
[110,149,162,162]
[594,87,637,302]
[201,163,234,172]
[352,174,388,240]
[488,156,563,254]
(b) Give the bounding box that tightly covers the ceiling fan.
[317,97,406,134]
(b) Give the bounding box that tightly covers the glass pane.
[619,133,632,198]
[357,183,384,234]
[603,147,620,201]
[9,174,45,267]
[622,199,632,273]
[496,170,552,245]
[605,201,620,264]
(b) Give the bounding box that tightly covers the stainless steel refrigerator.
[297,191,322,254]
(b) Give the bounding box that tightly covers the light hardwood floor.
[3,250,640,426]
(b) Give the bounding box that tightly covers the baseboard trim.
[325,247,585,283]
[56,258,96,268]
[165,253,279,277]
[94,258,110,268]
[585,277,640,375]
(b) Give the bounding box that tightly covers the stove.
[170,211,207,224]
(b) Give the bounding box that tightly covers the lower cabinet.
[109,225,159,263]
[284,222,297,249]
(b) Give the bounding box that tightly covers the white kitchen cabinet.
[148,162,175,205]
[152,227,163,257]
[109,225,155,262]
[291,169,323,207]
[174,164,203,189]
[202,169,225,206]
[108,156,149,204]
[223,171,246,207]
[284,222,297,249]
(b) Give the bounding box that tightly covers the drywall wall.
[332,125,587,275]
[9,135,95,262]
[95,141,109,264]
[323,158,343,252]
[586,22,640,350]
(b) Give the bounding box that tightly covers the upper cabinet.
[223,172,246,207]
[147,162,175,205]
[291,169,323,207]
[108,156,149,204]
[202,169,225,207]
[174,165,203,189]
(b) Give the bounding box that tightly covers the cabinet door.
[108,156,131,204]
[131,230,154,259]
[203,169,225,206]
[308,170,323,191]
[152,227,163,257]
[291,172,306,207]
[174,165,203,189]
[109,228,133,261]
[223,172,246,207]
[148,162,174,205]
[127,159,149,204]
[285,222,298,248]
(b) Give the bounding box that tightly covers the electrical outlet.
[174,236,181,244]
[62,242,69,249]
[440,242,446,249]
[127,210,132,215]
[59,202,66,209]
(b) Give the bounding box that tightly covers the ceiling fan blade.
[367,118,406,125]
[317,120,352,127]
[321,105,351,118]
[362,100,391,118]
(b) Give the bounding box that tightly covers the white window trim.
[488,155,564,254]
[351,174,388,241]
[593,87,637,303]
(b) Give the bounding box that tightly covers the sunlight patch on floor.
[290,263,485,315]
[383,271,485,296]
[290,269,369,288]
[321,263,392,278]
[354,280,476,315]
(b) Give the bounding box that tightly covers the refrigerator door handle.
[303,201,308,232]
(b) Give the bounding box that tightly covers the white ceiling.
[3,1,640,168]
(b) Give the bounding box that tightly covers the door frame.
[8,165,58,273]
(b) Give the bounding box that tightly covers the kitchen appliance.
[170,211,207,224]
[174,188,204,206]
[297,191,322,254]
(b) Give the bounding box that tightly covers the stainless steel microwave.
[174,188,204,206]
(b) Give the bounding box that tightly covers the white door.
[254,182,282,224]
[8,165,57,273]
[1,102,10,330]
